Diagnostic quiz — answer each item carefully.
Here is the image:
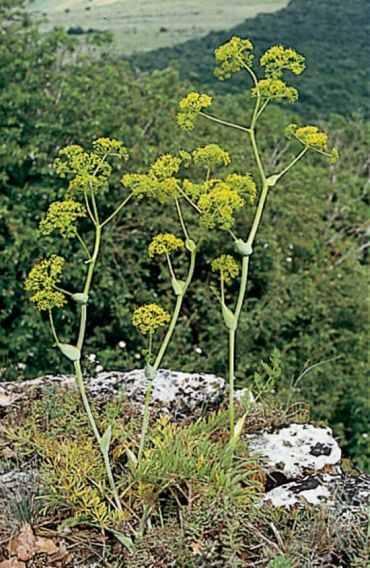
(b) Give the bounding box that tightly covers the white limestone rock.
[248,423,341,479]
[263,473,370,513]
[0,369,225,419]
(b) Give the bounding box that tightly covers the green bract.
[214,36,254,80]
[25,255,66,311]
[39,200,86,239]
[132,304,171,335]
[260,45,305,78]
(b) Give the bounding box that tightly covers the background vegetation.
[1,0,369,469]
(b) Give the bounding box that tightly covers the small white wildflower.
[134,353,141,360]
[88,353,97,362]
[17,363,26,370]
[95,365,103,373]
[194,347,202,354]
[118,340,127,349]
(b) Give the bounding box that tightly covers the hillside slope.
[132,0,370,118]
[29,0,288,55]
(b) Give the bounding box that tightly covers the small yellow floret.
[198,181,245,230]
[132,304,171,335]
[192,144,231,170]
[214,36,254,80]
[177,92,213,131]
[211,255,240,284]
[260,45,305,78]
[39,200,86,238]
[25,255,66,311]
[150,154,182,180]
[148,233,185,258]
[252,78,298,103]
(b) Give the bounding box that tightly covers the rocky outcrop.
[1,371,368,516]
[0,369,225,419]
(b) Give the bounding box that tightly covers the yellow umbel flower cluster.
[132,304,171,335]
[286,124,339,162]
[260,45,305,78]
[25,255,66,311]
[211,255,240,284]
[54,138,127,194]
[253,78,298,103]
[149,154,182,180]
[122,153,182,203]
[214,36,254,80]
[192,144,231,170]
[92,138,129,160]
[198,181,245,231]
[39,200,86,239]
[177,92,213,131]
[182,173,256,230]
[148,233,185,258]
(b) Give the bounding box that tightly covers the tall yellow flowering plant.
[25,138,132,517]
[177,37,338,436]
[123,155,198,461]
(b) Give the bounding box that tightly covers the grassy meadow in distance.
[30,0,289,54]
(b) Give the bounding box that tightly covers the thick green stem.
[138,249,196,463]
[74,360,122,511]
[228,329,236,434]
[77,224,102,350]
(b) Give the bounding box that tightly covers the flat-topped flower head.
[132,304,171,335]
[92,138,129,160]
[25,255,66,311]
[211,255,240,284]
[122,154,183,203]
[286,124,339,162]
[214,36,254,80]
[148,233,185,258]
[39,200,86,239]
[54,144,112,194]
[177,91,213,131]
[260,45,305,78]
[225,174,257,204]
[149,154,182,180]
[198,181,245,230]
[192,144,231,171]
[252,78,298,103]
